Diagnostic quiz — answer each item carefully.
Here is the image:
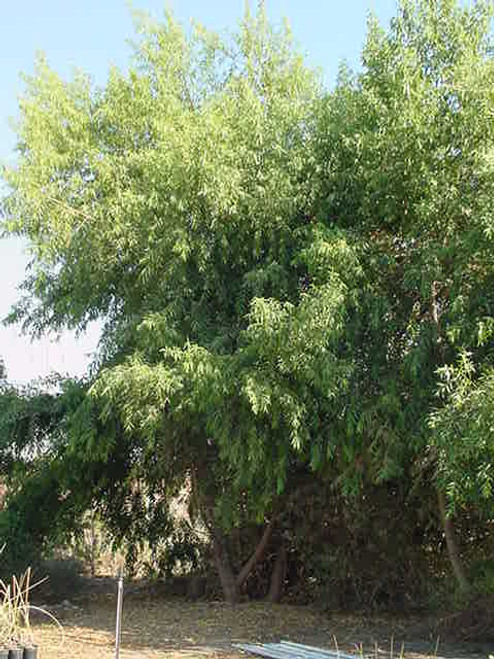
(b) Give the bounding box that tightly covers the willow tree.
[312,0,494,590]
[2,0,493,601]
[2,4,338,601]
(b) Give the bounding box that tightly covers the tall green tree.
[312,0,494,589]
[2,0,493,599]
[2,3,332,601]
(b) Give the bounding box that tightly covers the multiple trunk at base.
[212,521,286,604]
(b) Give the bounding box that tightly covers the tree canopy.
[1,0,493,604]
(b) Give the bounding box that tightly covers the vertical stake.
[115,571,124,659]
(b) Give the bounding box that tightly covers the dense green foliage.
[0,0,493,608]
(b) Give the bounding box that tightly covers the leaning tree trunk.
[211,521,276,603]
[437,490,470,593]
[192,463,278,603]
[191,469,240,604]
[236,520,275,589]
[431,281,470,593]
[266,541,287,603]
[90,509,96,578]
[212,528,239,604]
[212,519,276,603]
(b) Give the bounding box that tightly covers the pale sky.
[0,0,397,385]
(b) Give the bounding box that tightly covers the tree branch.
[236,518,275,587]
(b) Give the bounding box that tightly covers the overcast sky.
[0,0,398,384]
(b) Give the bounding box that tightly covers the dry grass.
[30,597,334,658]
[28,595,489,659]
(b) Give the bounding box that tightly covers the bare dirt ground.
[30,591,494,659]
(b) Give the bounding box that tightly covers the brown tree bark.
[212,528,239,604]
[192,462,278,602]
[191,466,239,603]
[211,520,277,602]
[266,542,287,603]
[90,509,96,578]
[431,281,470,593]
[211,521,276,603]
[236,519,275,588]
[437,489,470,593]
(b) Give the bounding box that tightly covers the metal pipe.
[278,641,357,659]
[234,641,358,659]
[114,573,124,659]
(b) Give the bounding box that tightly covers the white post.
[115,572,124,659]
